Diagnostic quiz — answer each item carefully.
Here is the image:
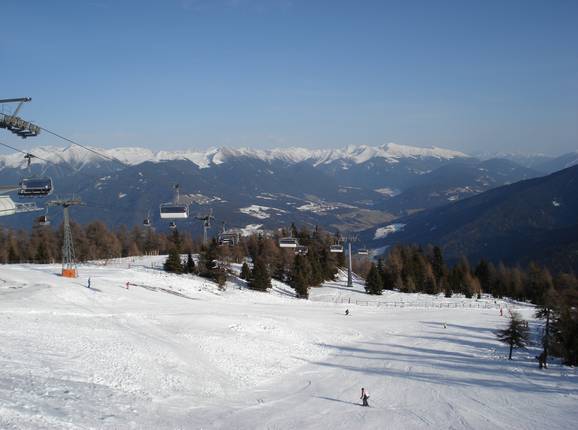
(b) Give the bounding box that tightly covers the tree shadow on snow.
[305,342,578,396]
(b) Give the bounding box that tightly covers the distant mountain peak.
[0,142,468,170]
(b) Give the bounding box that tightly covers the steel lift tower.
[195,208,214,245]
[48,199,83,278]
[342,234,358,288]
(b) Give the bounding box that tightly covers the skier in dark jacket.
[360,387,369,407]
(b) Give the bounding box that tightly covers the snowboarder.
[87,277,91,289]
[345,309,350,316]
[360,387,369,407]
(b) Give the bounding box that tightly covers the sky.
[1,0,577,155]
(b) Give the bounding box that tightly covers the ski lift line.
[35,124,124,165]
[0,139,53,165]
[0,139,79,178]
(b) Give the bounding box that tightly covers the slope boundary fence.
[335,298,524,310]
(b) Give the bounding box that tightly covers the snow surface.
[374,223,406,240]
[239,205,287,220]
[0,258,576,430]
[0,143,468,171]
[239,224,264,236]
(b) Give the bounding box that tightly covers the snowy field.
[1,257,577,429]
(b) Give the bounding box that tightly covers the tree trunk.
[508,341,513,360]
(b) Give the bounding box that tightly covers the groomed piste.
[1,256,577,429]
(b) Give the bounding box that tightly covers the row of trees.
[364,244,578,302]
[0,222,196,264]
[163,225,345,298]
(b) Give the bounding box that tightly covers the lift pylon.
[48,199,83,278]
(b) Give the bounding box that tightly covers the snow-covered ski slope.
[1,257,576,430]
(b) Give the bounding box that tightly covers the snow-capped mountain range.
[0,142,468,170]
[0,141,563,234]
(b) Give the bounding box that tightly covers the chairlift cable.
[36,124,124,164]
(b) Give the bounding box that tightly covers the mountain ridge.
[0,142,468,170]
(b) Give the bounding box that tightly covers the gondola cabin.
[279,237,298,248]
[160,203,189,219]
[18,178,53,197]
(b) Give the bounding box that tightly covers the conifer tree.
[290,254,311,299]
[240,261,251,280]
[164,248,183,273]
[365,263,383,295]
[185,252,196,274]
[496,312,530,360]
[431,246,446,285]
[249,258,271,291]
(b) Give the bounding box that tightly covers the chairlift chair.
[358,248,369,255]
[143,211,152,227]
[17,154,53,197]
[218,232,239,247]
[279,237,299,248]
[160,203,189,219]
[36,214,50,226]
[18,177,53,197]
[330,244,344,253]
[159,184,189,219]
[168,221,177,229]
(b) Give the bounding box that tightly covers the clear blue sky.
[1,0,577,155]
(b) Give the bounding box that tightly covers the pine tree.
[475,259,491,293]
[240,261,251,280]
[185,252,196,274]
[249,258,271,291]
[290,254,311,299]
[496,312,530,360]
[164,248,183,273]
[365,263,383,295]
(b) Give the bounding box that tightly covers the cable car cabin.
[18,178,53,197]
[330,244,344,253]
[279,237,298,248]
[295,245,308,256]
[143,218,151,227]
[159,203,189,219]
[36,215,50,226]
[169,221,177,229]
[358,248,369,255]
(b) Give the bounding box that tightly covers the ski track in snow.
[0,257,577,429]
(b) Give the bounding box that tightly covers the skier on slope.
[345,309,350,316]
[360,387,369,407]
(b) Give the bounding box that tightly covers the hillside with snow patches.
[0,143,467,170]
[1,257,577,429]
